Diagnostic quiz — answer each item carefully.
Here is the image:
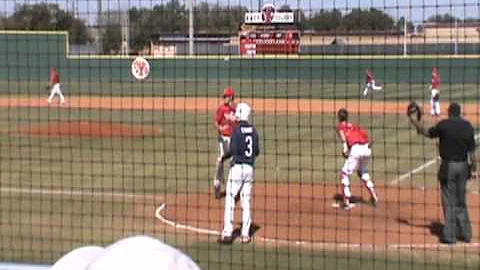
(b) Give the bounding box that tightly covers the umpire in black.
[408,102,477,244]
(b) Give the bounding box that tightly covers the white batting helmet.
[235,103,251,121]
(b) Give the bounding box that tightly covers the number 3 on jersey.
[245,135,253,157]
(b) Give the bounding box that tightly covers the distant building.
[294,22,480,46]
[421,22,480,43]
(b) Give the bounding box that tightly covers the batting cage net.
[0,0,479,269]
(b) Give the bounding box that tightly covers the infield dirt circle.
[157,183,479,248]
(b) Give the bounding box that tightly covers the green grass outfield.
[1,80,479,101]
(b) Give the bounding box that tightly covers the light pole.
[453,5,458,55]
[119,0,129,55]
[97,0,102,54]
[297,0,301,26]
[403,16,408,57]
[188,0,194,56]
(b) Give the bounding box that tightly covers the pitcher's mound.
[17,121,161,137]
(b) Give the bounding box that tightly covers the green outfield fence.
[1,1,479,270]
[1,31,479,84]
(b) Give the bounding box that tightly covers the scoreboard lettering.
[244,12,294,24]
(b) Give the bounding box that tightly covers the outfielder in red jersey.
[47,67,65,104]
[335,108,378,210]
[213,87,238,199]
[430,67,441,116]
[363,69,383,96]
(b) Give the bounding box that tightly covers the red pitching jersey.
[366,71,374,83]
[215,103,236,137]
[50,69,60,85]
[431,72,441,89]
[337,121,369,147]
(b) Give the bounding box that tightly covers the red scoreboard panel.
[239,30,301,55]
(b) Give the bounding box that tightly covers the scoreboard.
[239,31,301,55]
[239,3,301,56]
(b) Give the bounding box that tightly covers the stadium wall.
[0,31,479,84]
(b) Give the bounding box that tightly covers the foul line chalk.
[390,133,480,185]
[390,157,440,185]
[155,204,221,236]
[0,186,160,203]
[154,203,480,250]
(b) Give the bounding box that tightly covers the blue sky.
[0,0,478,25]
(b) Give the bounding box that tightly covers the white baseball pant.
[430,89,440,116]
[48,83,65,104]
[363,80,383,96]
[341,144,376,200]
[221,164,254,238]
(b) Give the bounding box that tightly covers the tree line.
[0,3,91,44]
[0,2,474,54]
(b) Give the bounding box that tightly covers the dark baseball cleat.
[240,236,251,244]
[440,238,455,245]
[343,203,356,210]
[214,186,222,199]
[217,235,233,244]
[370,196,378,207]
[331,201,355,210]
[457,236,471,243]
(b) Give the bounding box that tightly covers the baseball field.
[0,29,479,270]
[1,85,479,269]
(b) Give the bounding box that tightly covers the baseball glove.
[45,85,50,92]
[406,101,422,121]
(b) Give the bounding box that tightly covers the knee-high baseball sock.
[361,174,378,201]
[363,87,369,96]
[342,184,352,204]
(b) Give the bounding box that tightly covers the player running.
[362,69,383,96]
[218,103,260,244]
[47,67,65,105]
[213,87,237,199]
[335,108,378,210]
[430,66,441,117]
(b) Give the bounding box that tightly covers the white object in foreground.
[87,235,201,270]
[50,246,104,270]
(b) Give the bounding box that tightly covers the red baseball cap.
[223,87,236,98]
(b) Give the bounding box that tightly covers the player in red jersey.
[47,67,65,104]
[430,67,441,116]
[363,69,383,96]
[335,108,378,210]
[213,87,238,199]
